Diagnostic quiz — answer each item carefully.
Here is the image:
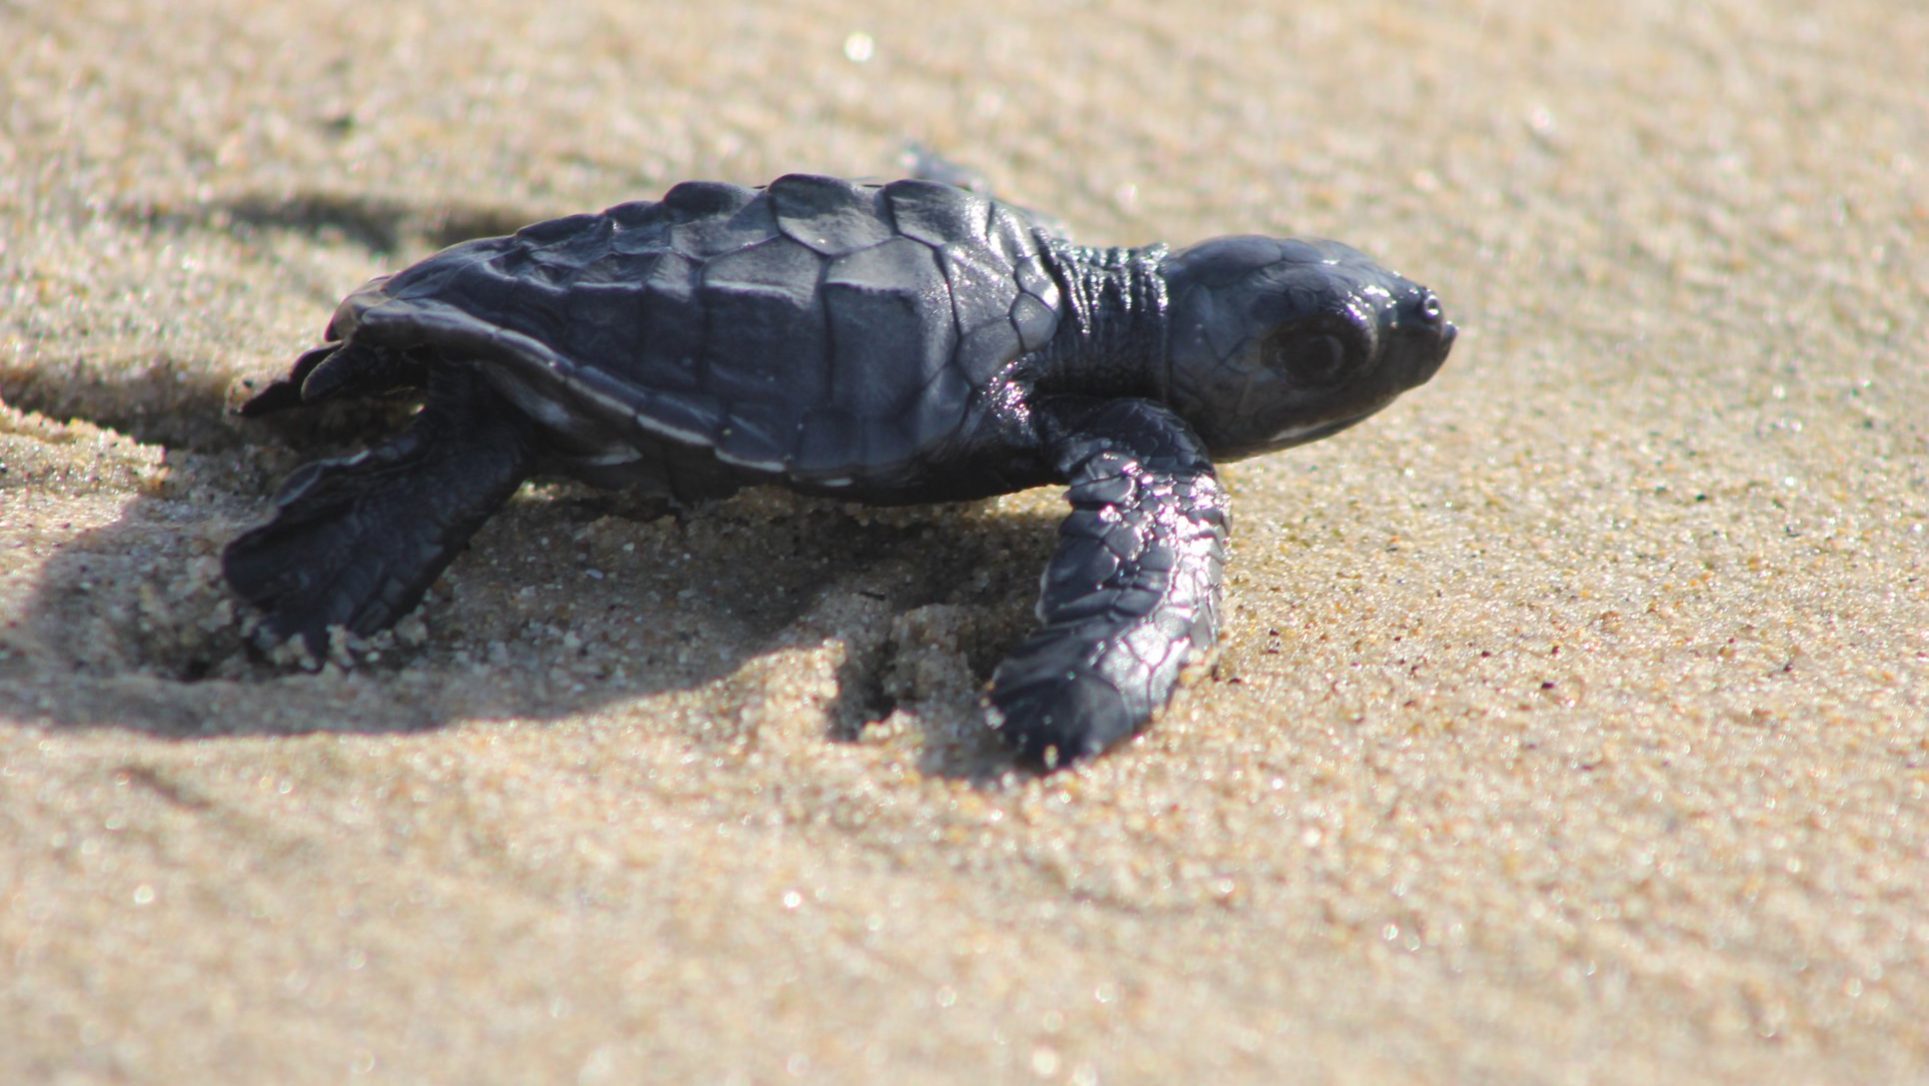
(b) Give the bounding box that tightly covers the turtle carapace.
[223,173,1455,768]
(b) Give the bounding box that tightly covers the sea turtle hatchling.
[224,172,1455,767]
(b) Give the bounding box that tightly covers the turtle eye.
[1265,330,1350,386]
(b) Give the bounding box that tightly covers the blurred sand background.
[2,0,1925,1082]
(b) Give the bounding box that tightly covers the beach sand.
[2,0,1924,1081]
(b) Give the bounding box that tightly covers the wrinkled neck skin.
[1033,237,1171,402]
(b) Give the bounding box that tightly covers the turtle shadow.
[123,190,542,260]
[1,421,1060,780]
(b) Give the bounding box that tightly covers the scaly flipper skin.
[223,366,535,655]
[989,398,1227,766]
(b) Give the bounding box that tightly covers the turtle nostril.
[1419,293,1443,325]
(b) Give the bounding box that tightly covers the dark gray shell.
[334,174,1064,486]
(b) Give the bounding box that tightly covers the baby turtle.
[225,172,1454,767]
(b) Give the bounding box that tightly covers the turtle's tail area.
[223,367,536,657]
[237,342,431,418]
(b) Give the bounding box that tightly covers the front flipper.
[899,142,1074,239]
[223,367,536,657]
[988,399,1228,767]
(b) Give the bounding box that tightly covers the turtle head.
[1160,236,1454,459]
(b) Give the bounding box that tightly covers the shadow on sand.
[0,369,1060,782]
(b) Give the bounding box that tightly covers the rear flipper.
[987,398,1228,767]
[223,367,536,657]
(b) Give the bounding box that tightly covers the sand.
[2,0,1925,1082]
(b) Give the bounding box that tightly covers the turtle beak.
[1413,321,1455,386]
